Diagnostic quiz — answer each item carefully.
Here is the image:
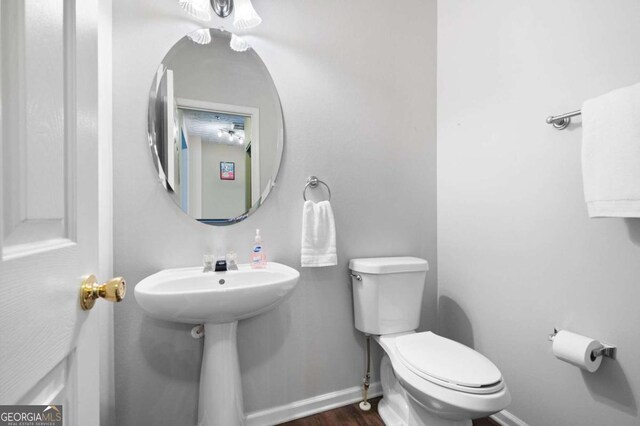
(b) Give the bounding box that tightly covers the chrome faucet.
[204,252,237,272]
[226,251,239,270]
[214,257,227,272]
[203,255,215,273]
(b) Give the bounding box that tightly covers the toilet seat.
[376,332,510,421]
[395,332,504,395]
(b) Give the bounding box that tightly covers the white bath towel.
[301,200,337,267]
[582,82,640,218]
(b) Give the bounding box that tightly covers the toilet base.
[407,394,471,426]
[379,354,409,425]
[379,354,472,426]
[379,398,406,426]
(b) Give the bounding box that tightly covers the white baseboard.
[245,382,383,426]
[491,410,529,426]
[245,385,525,426]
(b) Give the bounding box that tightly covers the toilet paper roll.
[552,330,603,373]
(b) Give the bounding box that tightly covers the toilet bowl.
[349,257,510,426]
[376,332,510,426]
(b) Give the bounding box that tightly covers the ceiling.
[180,108,247,146]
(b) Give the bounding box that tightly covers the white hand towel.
[582,82,640,218]
[301,200,337,267]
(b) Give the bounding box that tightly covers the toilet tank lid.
[349,257,429,274]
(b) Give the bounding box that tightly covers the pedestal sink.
[134,262,300,426]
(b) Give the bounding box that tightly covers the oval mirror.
[148,29,283,225]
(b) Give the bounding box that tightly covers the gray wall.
[437,1,640,425]
[113,1,437,425]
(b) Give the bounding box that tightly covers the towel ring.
[303,176,331,201]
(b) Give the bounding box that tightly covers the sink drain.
[219,279,225,285]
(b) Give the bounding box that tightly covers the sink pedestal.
[135,263,301,426]
[198,322,244,426]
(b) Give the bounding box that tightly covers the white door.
[0,0,113,425]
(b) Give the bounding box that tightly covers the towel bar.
[546,109,582,130]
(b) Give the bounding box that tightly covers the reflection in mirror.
[148,29,283,225]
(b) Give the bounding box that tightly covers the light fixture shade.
[233,0,262,30]
[230,34,250,52]
[187,29,212,45]
[178,0,211,22]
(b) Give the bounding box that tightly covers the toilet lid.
[396,332,503,391]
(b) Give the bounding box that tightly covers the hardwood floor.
[278,397,499,425]
[279,398,384,426]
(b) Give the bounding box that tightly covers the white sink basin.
[135,262,300,324]
[134,262,300,426]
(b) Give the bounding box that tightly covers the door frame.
[176,97,261,207]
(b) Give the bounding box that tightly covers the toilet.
[349,257,511,426]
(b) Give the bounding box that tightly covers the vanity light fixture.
[181,0,262,30]
[180,0,260,51]
[178,0,212,21]
[232,0,262,30]
[210,0,233,18]
[230,34,250,52]
[187,28,212,44]
[210,0,261,30]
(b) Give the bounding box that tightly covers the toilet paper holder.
[548,328,617,360]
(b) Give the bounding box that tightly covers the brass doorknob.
[80,275,126,310]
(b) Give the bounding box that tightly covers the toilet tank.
[349,257,429,335]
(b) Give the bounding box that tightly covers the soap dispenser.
[250,229,267,268]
